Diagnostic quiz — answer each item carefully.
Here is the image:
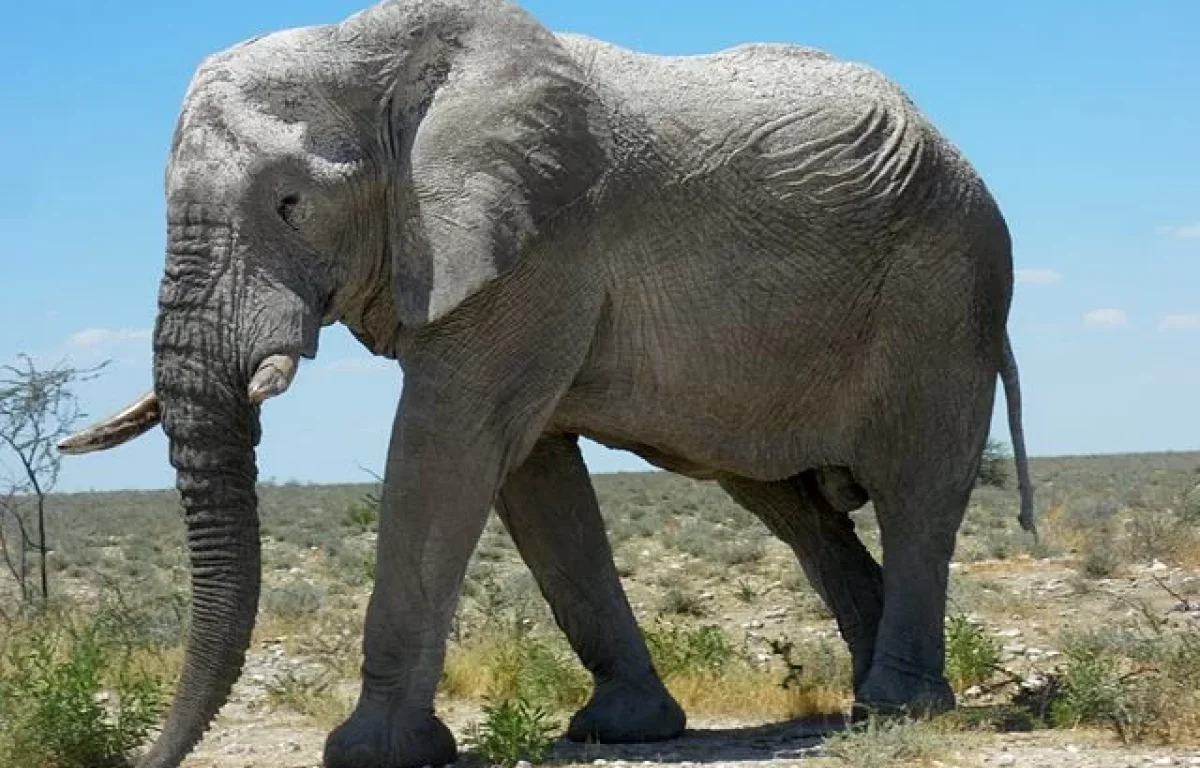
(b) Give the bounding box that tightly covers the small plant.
[467,695,559,767]
[1047,642,1124,727]
[944,614,1001,692]
[716,539,765,566]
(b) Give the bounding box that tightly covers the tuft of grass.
[658,587,708,618]
[734,579,759,603]
[261,581,325,621]
[822,715,955,768]
[264,668,352,728]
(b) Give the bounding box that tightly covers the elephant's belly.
[551,337,868,482]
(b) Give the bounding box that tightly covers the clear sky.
[2,1,1198,493]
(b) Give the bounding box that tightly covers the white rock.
[995,628,1022,638]
[1065,744,1080,754]
[515,762,532,768]
[1152,758,1174,766]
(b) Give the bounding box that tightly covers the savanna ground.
[3,451,1200,767]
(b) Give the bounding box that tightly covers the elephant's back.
[556,33,989,242]
[556,34,932,163]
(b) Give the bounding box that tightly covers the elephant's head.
[59,2,610,765]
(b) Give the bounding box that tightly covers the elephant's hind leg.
[719,472,883,695]
[496,434,686,743]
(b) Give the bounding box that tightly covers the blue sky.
[2,1,1198,492]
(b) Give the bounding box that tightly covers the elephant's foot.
[567,677,686,743]
[324,700,456,768]
[855,660,955,720]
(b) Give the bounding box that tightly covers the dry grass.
[664,669,848,719]
[440,620,852,722]
[818,715,962,768]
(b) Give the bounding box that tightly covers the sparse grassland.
[1,451,1198,766]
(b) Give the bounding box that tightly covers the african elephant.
[60,1,1035,766]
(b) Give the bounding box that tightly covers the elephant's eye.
[277,194,304,230]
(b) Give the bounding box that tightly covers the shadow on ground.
[462,715,851,766]
[458,705,1043,766]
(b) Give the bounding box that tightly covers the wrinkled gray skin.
[87,1,1038,766]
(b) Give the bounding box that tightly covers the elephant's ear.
[385,12,612,327]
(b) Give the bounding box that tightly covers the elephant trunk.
[138,219,263,768]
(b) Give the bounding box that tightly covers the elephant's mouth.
[57,351,301,455]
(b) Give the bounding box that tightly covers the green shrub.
[1077,529,1123,578]
[1048,642,1125,727]
[944,614,1001,692]
[975,439,1009,489]
[342,501,378,534]
[658,587,708,618]
[1023,614,1200,743]
[261,581,324,620]
[467,695,559,767]
[0,608,168,768]
[643,619,735,680]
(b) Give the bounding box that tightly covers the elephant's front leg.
[324,400,504,768]
[496,434,685,743]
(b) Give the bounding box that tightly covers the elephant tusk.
[247,353,299,405]
[58,390,162,455]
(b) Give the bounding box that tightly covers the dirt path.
[179,691,1200,768]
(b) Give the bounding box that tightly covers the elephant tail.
[1000,332,1036,536]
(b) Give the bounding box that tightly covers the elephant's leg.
[855,463,973,715]
[718,474,883,694]
[324,406,508,768]
[496,434,685,742]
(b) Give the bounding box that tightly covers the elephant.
[59,1,1036,766]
